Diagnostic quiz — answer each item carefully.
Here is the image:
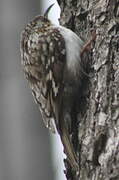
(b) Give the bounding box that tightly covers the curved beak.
[44,3,55,18]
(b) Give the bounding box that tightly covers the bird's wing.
[21,27,66,133]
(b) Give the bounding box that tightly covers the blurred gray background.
[0,0,65,179]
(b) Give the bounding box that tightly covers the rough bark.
[57,0,119,179]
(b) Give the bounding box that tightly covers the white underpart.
[58,26,84,74]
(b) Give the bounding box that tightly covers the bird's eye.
[36,21,43,28]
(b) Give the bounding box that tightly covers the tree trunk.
[57,0,119,179]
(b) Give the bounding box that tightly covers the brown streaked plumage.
[20,4,95,171]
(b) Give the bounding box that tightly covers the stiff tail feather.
[60,123,79,171]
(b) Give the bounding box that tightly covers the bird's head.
[28,4,54,30]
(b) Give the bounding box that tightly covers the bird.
[20,4,96,171]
